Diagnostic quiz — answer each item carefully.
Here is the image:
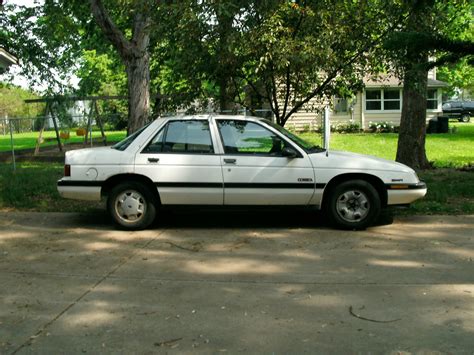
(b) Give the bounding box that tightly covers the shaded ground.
[0,211,473,353]
[0,142,111,163]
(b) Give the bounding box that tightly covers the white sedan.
[57,115,426,230]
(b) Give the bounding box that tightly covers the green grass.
[0,130,126,151]
[300,122,474,168]
[409,169,474,215]
[0,162,103,212]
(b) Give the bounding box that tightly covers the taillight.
[64,164,71,177]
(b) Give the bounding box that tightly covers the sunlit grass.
[300,122,474,168]
[0,130,126,151]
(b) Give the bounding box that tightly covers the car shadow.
[62,206,393,230]
[151,207,394,229]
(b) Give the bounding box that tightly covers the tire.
[325,180,381,230]
[107,182,157,230]
[460,114,470,123]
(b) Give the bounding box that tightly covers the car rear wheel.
[326,180,381,230]
[107,182,156,230]
[459,114,470,123]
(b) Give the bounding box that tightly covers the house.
[0,48,18,74]
[287,69,448,130]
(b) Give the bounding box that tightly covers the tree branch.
[282,0,306,119]
[89,0,132,60]
[281,12,410,125]
[132,0,153,52]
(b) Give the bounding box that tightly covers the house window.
[365,89,401,111]
[427,89,438,110]
[383,89,400,110]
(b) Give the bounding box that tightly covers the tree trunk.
[126,54,150,135]
[90,0,152,134]
[396,59,431,169]
[395,0,433,170]
[215,3,235,112]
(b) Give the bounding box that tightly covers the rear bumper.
[57,180,102,201]
[386,182,427,205]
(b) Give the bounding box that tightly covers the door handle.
[148,157,160,163]
[224,158,237,164]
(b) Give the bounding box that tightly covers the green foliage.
[436,21,474,99]
[0,82,44,118]
[330,122,362,134]
[238,0,393,126]
[438,59,474,99]
[1,1,86,92]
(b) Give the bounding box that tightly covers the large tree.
[89,0,152,134]
[385,0,473,169]
[1,0,156,133]
[233,1,399,126]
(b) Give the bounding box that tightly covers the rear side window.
[143,120,214,154]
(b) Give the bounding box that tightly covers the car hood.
[65,146,134,165]
[310,150,414,173]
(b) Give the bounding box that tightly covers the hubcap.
[336,190,370,223]
[115,190,146,223]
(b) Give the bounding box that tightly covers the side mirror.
[281,146,298,158]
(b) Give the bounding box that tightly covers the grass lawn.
[0,121,472,215]
[0,162,103,213]
[300,122,474,168]
[0,130,126,152]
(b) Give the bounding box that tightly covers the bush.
[368,121,399,133]
[330,122,362,133]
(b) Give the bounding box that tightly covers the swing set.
[24,95,127,155]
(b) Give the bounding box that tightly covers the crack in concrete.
[10,230,166,355]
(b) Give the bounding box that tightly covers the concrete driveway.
[0,211,473,354]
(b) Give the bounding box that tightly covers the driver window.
[216,120,286,155]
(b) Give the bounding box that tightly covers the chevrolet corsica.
[57,115,427,230]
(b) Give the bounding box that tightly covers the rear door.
[134,119,223,204]
[215,119,315,205]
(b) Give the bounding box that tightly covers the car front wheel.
[107,182,156,230]
[326,180,381,230]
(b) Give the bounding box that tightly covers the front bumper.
[386,181,427,205]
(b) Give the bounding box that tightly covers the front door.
[215,119,315,205]
[135,119,223,205]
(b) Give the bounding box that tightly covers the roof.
[364,75,449,88]
[0,48,19,72]
[427,79,449,88]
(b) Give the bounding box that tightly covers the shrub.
[368,121,399,133]
[330,122,362,133]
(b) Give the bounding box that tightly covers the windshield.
[112,124,150,151]
[263,120,324,152]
